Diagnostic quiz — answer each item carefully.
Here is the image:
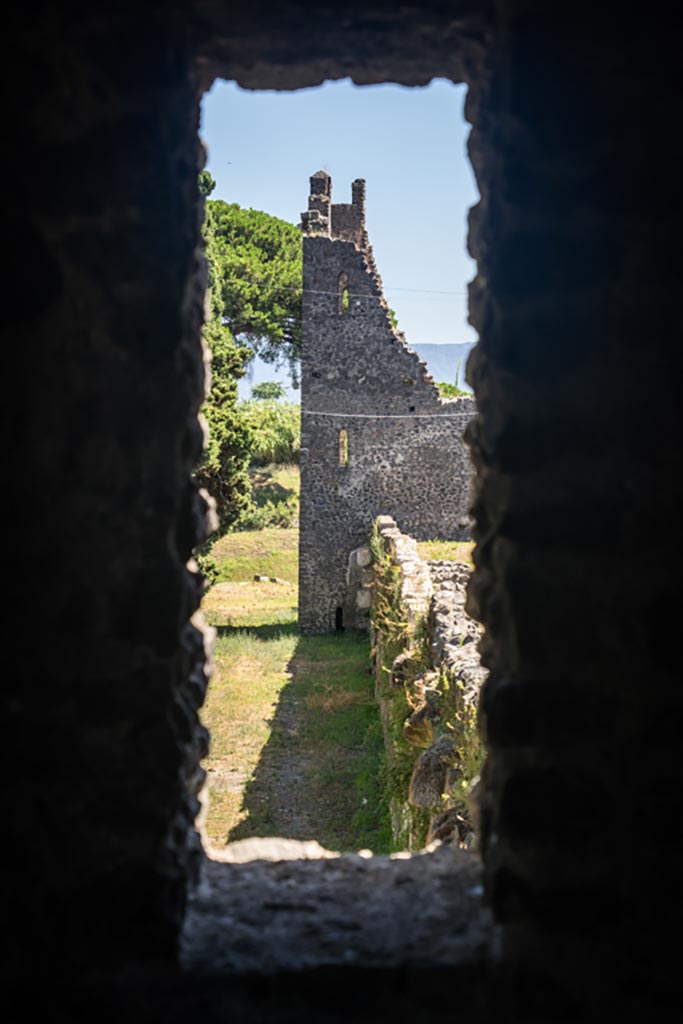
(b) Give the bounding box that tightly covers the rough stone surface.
[298,172,476,634]
[430,578,486,708]
[409,736,457,808]
[403,690,441,748]
[371,518,487,850]
[181,845,490,976]
[5,2,681,1019]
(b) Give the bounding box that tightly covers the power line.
[385,287,469,296]
[229,325,474,348]
[302,409,475,420]
[224,316,474,348]
[216,275,469,299]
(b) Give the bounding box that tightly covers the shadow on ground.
[214,621,299,641]
[221,628,391,853]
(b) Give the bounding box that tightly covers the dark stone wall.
[3,1,681,1018]
[5,6,212,974]
[299,173,476,633]
[464,7,683,1016]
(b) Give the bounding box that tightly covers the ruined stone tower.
[298,171,476,634]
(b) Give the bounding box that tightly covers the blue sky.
[200,78,479,351]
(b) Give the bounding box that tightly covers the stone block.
[356,546,372,567]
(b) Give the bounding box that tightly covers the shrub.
[195,311,254,534]
[238,400,301,466]
[237,494,299,531]
[251,381,286,401]
[436,381,469,398]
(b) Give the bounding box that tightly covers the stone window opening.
[338,428,349,466]
[339,271,350,313]
[12,5,668,1014]
[186,72,487,988]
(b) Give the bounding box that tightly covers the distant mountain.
[409,343,475,392]
[237,342,476,402]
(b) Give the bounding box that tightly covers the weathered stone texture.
[6,12,212,974]
[298,172,476,634]
[5,2,681,1018]
[182,842,489,976]
[371,517,486,851]
[463,10,683,1015]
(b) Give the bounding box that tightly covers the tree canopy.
[203,200,303,384]
[251,381,287,401]
[195,194,304,537]
[198,170,216,196]
[195,311,253,535]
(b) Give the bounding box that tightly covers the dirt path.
[230,636,381,848]
[200,600,389,855]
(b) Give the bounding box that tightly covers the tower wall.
[298,173,476,634]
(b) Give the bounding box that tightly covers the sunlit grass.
[199,577,389,853]
[211,526,299,583]
[202,580,297,627]
[198,499,390,854]
[416,539,474,564]
[251,462,300,500]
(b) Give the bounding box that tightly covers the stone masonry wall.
[299,172,476,634]
[8,4,681,1018]
[370,516,486,852]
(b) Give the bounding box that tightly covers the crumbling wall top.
[301,171,366,247]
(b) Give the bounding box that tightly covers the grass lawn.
[199,523,390,855]
[201,580,298,628]
[416,539,474,564]
[210,525,299,584]
[198,514,473,855]
[250,462,300,504]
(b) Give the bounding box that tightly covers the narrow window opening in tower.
[195,77,480,864]
[338,428,349,467]
[339,272,350,312]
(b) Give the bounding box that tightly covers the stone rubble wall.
[370,517,487,851]
[429,565,486,709]
[374,515,434,626]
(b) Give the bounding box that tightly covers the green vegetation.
[193,181,477,855]
[251,381,286,401]
[195,313,254,534]
[237,463,300,532]
[202,580,298,629]
[238,400,300,468]
[200,515,481,857]
[436,358,471,398]
[199,535,390,854]
[204,199,303,381]
[195,186,304,533]
[369,519,484,850]
[444,672,484,807]
[198,169,216,196]
[416,539,474,564]
[369,521,431,850]
[195,196,254,533]
[209,524,299,585]
[436,381,469,398]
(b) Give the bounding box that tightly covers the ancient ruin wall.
[11,5,681,1017]
[369,516,486,851]
[298,172,476,634]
